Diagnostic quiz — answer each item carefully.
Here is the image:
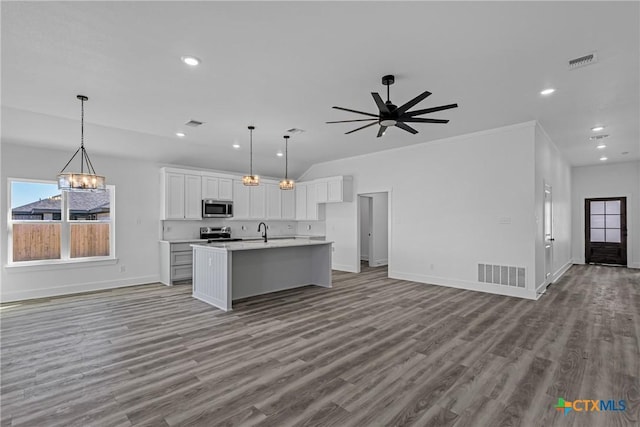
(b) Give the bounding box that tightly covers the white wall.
[571,161,640,268]
[303,122,540,299]
[1,143,161,302]
[359,196,370,260]
[534,124,573,293]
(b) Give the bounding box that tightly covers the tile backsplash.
[162,219,325,240]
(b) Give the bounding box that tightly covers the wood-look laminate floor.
[1,264,638,427]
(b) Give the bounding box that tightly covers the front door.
[585,197,627,266]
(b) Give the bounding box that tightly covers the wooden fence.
[12,223,109,262]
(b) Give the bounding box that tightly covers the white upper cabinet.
[306,182,319,220]
[202,175,233,201]
[266,183,282,219]
[250,184,266,219]
[295,183,308,220]
[184,174,202,219]
[232,180,250,219]
[281,187,296,220]
[315,180,328,203]
[202,175,219,200]
[161,168,202,220]
[218,179,233,200]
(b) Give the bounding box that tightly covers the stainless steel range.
[200,226,242,243]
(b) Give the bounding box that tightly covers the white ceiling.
[2,1,638,179]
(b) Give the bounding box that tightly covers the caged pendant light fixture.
[242,125,260,186]
[279,135,294,190]
[57,95,106,191]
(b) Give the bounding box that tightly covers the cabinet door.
[233,180,250,219]
[218,179,233,200]
[327,177,343,202]
[281,187,296,220]
[306,182,318,220]
[266,183,282,219]
[202,175,219,200]
[316,180,328,203]
[250,185,266,219]
[165,172,185,219]
[184,174,202,219]
[295,183,307,220]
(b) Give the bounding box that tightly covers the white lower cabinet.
[160,241,200,285]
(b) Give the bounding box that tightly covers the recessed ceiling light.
[540,88,555,96]
[181,56,200,66]
[276,152,284,157]
[596,143,606,149]
[591,126,605,132]
[176,132,185,137]
[232,144,240,149]
[600,156,608,161]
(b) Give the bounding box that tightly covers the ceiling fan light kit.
[326,74,458,137]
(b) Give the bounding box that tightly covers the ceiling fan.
[327,75,458,138]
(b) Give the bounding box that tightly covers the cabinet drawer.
[171,265,192,280]
[171,251,193,265]
[171,243,194,252]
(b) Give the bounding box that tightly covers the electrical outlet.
[165,226,171,232]
[119,265,126,273]
[242,225,246,230]
[287,224,293,229]
[307,225,311,230]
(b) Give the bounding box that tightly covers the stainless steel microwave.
[202,200,233,218]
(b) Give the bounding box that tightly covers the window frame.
[7,177,116,267]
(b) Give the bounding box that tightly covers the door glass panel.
[590,228,605,242]
[590,215,605,228]
[605,215,621,228]
[591,201,605,214]
[605,200,620,214]
[605,229,621,243]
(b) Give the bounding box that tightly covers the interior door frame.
[356,190,392,274]
[584,196,627,266]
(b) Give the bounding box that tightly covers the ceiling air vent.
[589,134,609,140]
[286,128,305,134]
[185,120,204,127]
[568,52,598,70]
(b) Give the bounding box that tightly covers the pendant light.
[279,135,294,190]
[242,125,260,186]
[57,95,106,191]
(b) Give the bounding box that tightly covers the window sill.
[5,257,118,272]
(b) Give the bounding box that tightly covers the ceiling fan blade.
[395,91,432,115]
[371,92,389,114]
[326,118,378,124]
[345,121,378,134]
[332,106,379,118]
[400,117,450,124]
[377,125,388,138]
[406,103,459,117]
[395,122,418,134]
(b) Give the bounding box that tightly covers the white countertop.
[191,238,332,252]
[161,235,325,244]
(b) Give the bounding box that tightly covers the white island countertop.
[191,238,332,252]
[191,238,332,311]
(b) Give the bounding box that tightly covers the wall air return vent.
[568,52,598,70]
[185,120,204,127]
[478,264,525,288]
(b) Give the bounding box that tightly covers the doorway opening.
[585,197,627,266]
[358,192,390,274]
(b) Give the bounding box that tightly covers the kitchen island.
[191,239,332,311]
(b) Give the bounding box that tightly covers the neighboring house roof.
[12,192,110,215]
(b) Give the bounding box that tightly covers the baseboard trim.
[389,270,537,300]
[0,275,161,303]
[332,263,357,273]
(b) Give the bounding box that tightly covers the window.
[9,179,115,264]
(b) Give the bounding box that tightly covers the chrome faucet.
[258,222,268,243]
